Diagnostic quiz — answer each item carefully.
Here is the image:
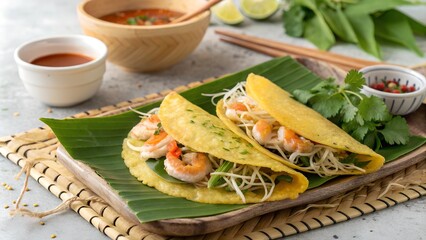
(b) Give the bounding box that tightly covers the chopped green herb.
[208,161,233,188]
[127,17,137,25]
[341,153,370,168]
[185,108,194,112]
[223,147,230,151]
[214,131,224,136]
[239,150,249,155]
[189,120,195,124]
[153,122,162,135]
[299,156,310,167]
[202,121,209,127]
[137,15,149,21]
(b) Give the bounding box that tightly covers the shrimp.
[164,150,213,183]
[225,102,248,121]
[252,119,273,145]
[130,114,161,140]
[140,130,173,159]
[277,126,313,153]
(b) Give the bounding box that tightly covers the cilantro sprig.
[293,70,410,150]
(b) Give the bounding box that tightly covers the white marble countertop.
[1,1,425,240]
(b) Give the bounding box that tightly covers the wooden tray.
[56,103,426,237]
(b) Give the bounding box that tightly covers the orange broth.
[31,53,93,67]
[100,9,183,26]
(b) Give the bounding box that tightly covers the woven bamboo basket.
[77,0,211,72]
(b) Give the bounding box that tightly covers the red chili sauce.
[100,9,183,26]
[31,53,93,67]
[369,79,417,94]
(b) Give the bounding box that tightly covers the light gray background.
[1,1,425,240]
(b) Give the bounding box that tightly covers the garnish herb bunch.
[282,0,426,59]
[293,70,410,150]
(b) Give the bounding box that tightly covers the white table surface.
[1,1,425,240]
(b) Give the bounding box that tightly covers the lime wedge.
[212,0,245,25]
[239,0,279,20]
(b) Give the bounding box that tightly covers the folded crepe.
[216,73,385,176]
[122,92,308,204]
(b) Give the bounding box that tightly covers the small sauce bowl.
[360,65,426,115]
[14,35,108,107]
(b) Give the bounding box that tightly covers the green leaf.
[344,70,365,91]
[208,160,233,188]
[306,173,336,189]
[354,112,365,126]
[344,0,422,15]
[304,13,336,50]
[294,0,318,10]
[345,12,381,59]
[299,156,310,167]
[319,5,358,43]
[283,5,306,37]
[380,9,426,36]
[342,120,358,133]
[379,116,410,145]
[401,11,426,36]
[363,131,377,149]
[340,102,358,123]
[146,158,185,184]
[351,125,369,142]
[293,89,314,104]
[377,135,426,162]
[358,96,388,121]
[311,78,338,92]
[340,153,357,164]
[311,94,344,118]
[373,10,424,56]
[293,0,335,50]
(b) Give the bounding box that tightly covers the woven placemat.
[1,79,425,240]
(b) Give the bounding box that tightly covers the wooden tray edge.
[56,144,426,236]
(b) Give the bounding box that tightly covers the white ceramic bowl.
[14,35,108,107]
[360,65,426,115]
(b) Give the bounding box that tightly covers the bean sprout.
[127,110,285,203]
[219,82,366,177]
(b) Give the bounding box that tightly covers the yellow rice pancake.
[216,73,384,175]
[122,92,308,204]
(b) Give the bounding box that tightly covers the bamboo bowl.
[77,0,210,72]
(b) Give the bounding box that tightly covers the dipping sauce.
[100,9,183,26]
[369,79,417,93]
[31,53,93,67]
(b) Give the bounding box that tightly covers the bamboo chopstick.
[215,29,382,70]
[172,0,222,23]
[219,36,354,72]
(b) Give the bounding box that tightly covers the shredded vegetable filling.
[209,82,366,177]
[127,110,287,203]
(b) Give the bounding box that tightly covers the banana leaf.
[41,56,425,222]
